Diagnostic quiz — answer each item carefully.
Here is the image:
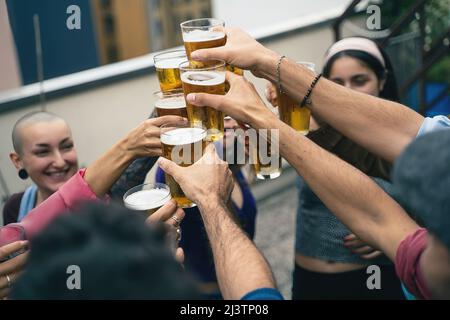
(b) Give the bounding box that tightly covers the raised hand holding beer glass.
[160,121,208,208]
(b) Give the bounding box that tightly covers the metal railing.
[334,0,450,115]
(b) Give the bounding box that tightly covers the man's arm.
[158,144,277,300]
[186,73,420,262]
[198,200,276,299]
[192,27,424,162]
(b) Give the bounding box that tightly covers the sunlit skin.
[10,120,79,207]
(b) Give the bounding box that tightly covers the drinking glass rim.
[178,59,226,72]
[153,89,185,99]
[153,49,187,63]
[180,18,225,30]
[123,183,171,208]
[160,123,207,142]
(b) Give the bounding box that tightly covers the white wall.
[212,0,352,37]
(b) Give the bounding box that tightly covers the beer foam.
[182,30,225,43]
[161,127,206,146]
[155,97,186,109]
[181,71,225,86]
[124,189,171,210]
[155,57,186,69]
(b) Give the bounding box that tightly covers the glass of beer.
[180,18,226,67]
[161,122,208,208]
[154,50,187,92]
[277,62,315,135]
[123,183,172,216]
[250,128,282,180]
[179,59,226,141]
[180,18,243,76]
[154,90,188,118]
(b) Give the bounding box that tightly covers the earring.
[18,168,29,180]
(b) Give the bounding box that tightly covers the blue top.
[155,167,257,283]
[241,288,284,300]
[417,115,450,137]
[295,176,392,264]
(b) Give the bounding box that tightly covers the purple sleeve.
[155,166,166,184]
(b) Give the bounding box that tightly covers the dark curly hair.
[10,202,199,299]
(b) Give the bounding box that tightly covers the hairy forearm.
[258,54,424,162]
[84,140,134,197]
[260,117,418,260]
[198,200,276,299]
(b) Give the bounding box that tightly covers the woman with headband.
[266,37,405,299]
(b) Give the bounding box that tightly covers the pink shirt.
[395,228,432,299]
[0,169,100,245]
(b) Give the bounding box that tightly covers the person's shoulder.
[3,192,25,224]
[4,192,25,209]
[417,115,450,137]
[240,288,284,300]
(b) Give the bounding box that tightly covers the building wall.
[92,0,151,64]
[0,0,21,91]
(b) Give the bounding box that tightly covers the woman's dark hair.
[322,44,400,102]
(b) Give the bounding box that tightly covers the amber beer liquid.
[161,126,207,208]
[250,129,282,180]
[277,62,315,135]
[180,60,226,141]
[277,93,311,135]
[180,18,242,75]
[154,91,188,118]
[182,30,226,67]
[154,50,186,92]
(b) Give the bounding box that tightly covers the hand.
[343,234,383,260]
[120,116,187,159]
[265,82,278,107]
[186,72,276,129]
[191,27,279,78]
[158,143,234,208]
[0,241,29,299]
[146,200,185,264]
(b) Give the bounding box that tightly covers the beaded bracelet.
[276,55,287,93]
[300,73,322,107]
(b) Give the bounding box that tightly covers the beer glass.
[161,122,208,208]
[123,183,171,216]
[154,90,188,118]
[250,128,282,180]
[277,62,315,135]
[180,18,243,75]
[179,59,226,141]
[0,224,27,262]
[180,18,226,68]
[153,50,187,92]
